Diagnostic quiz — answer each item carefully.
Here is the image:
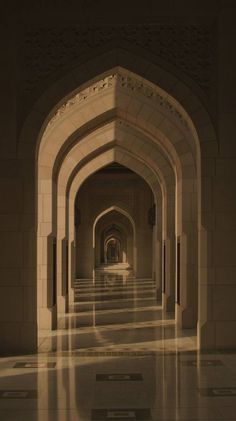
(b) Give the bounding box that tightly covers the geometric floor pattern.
[0,271,236,420]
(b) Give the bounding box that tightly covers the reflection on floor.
[1,272,236,420]
[39,272,196,354]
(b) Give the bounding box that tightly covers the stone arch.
[67,147,174,311]
[17,55,217,351]
[105,237,121,264]
[102,225,127,266]
[93,206,136,248]
[94,209,135,269]
[94,207,136,272]
[53,118,176,313]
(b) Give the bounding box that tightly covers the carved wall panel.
[19,24,214,92]
[17,24,215,126]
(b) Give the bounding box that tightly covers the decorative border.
[45,70,191,133]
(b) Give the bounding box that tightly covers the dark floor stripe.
[13,362,56,368]
[96,373,143,381]
[182,360,224,367]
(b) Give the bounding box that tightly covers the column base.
[163,293,175,312]
[38,305,57,330]
[176,304,196,329]
[156,286,162,301]
[57,295,69,314]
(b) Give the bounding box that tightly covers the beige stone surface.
[1,3,236,354]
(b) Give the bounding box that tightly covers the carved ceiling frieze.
[20,23,214,99]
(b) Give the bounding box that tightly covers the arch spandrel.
[19,49,216,154]
[43,67,195,137]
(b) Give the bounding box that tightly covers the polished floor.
[1,272,236,420]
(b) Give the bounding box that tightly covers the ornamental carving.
[45,70,191,133]
[20,24,214,99]
[47,75,116,129]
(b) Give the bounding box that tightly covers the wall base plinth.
[176,304,197,329]
[38,306,57,331]
[163,293,175,312]
[57,295,69,314]
[0,322,37,355]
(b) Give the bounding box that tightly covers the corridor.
[2,4,236,420]
[1,273,236,420]
[39,271,196,354]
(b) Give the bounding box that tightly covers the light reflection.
[0,274,204,421]
[38,271,197,354]
[0,272,234,420]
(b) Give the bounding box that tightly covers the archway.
[18,57,218,352]
[105,238,121,264]
[37,68,198,336]
[94,208,135,271]
[37,68,198,334]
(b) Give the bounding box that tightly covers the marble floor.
[1,272,236,420]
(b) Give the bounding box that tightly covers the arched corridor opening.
[74,163,154,278]
[105,237,121,264]
[17,58,218,355]
[94,209,134,270]
[2,8,236,421]
[35,66,201,346]
[20,61,217,419]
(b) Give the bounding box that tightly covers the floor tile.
[96,373,143,381]
[91,408,151,420]
[1,272,236,420]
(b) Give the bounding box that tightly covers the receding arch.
[105,237,121,264]
[93,206,136,248]
[93,208,135,273]
[19,50,216,161]
[95,215,133,269]
[66,148,176,312]
[17,51,219,351]
[34,68,198,333]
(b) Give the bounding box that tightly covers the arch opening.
[18,60,218,352]
[75,165,155,279]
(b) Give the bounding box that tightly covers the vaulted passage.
[1,45,233,421]
[76,163,154,278]
[2,8,236,420]
[35,66,202,345]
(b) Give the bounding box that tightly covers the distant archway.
[105,237,121,264]
[93,206,136,273]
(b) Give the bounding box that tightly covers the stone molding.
[45,70,191,133]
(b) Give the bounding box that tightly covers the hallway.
[1,274,236,420]
[1,5,236,420]
[39,271,196,354]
